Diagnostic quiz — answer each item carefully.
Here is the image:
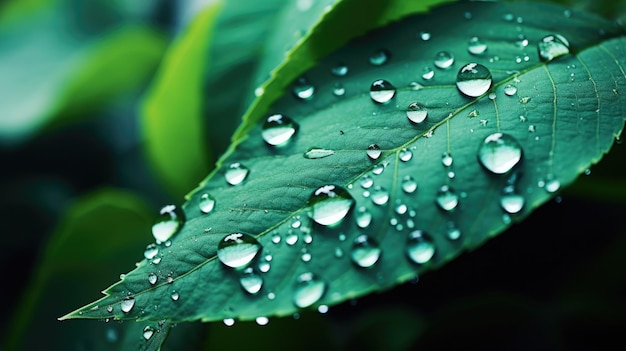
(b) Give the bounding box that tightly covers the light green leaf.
[140,2,222,198]
[62,1,625,334]
[0,11,166,144]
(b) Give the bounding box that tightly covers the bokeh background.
[1,0,625,350]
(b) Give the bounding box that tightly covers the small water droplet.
[351,235,382,268]
[121,297,135,313]
[516,35,529,48]
[369,49,390,66]
[286,231,298,245]
[419,31,431,41]
[503,13,514,22]
[240,268,263,295]
[152,256,162,265]
[262,114,299,146]
[144,244,159,260]
[143,326,155,340]
[367,144,382,160]
[399,148,413,162]
[447,225,461,240]
[402,175,418,193]
[355,206,372,228]
[198,193,216,214]
[360,174,374,189]
[223,318,235,327]
[170,291,180,301]
[331,63,348,77]
[434,51,454,69]
[370,79,396,103]
[488,92,497,100]
[421,66,435,80]
[217,233,262,269]
[318,305,329,314]
[304,147,335,159]
[372,163,386,175]
[332,82,346,96]
[371,186,390,205]
[468,36,488,55]
[436,185,459,211]
[500,191,525,214]
[293,77,315,100]
[456,63,492,97]
[258,261,271,273]
[225,163,249,185]
[538,34,570,62]
[307,185,355,226]
[504,84,517,96]
[519,96,531,104]
[148,273,157,285]
[406,230,436,264]
[407,102,428,124]
[107,305,113,313]
[152,205,185,243]
[293,272,327,308]
[255,316,269,326]
[468,109,480,118]
[477,133,523,174]
[442,152,453,167]
[334,247,344,258]
[545,178,561,193]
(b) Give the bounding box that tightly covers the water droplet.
[334,247,344,258]
[515,35,529,48]
[332,82,346,96]
[199,193,216,214]
[434,51,454,69]
[152,205,185,243]
[360,174,374,189]
[148,273,157,285]
[223,318,235,327]
[399,148,413,162]
[372,163,385,175]
[456,63,492,97]
[406,230,436,264]
[225,163,249,185]
[286,231,298,245]
[240,268,263,294]
[255,316,269,326]
[477,133,523,174]
[402,175,418,193]
[504,84,517,96]
[545,178,561,193]
[519,96,531,104]
[143,326,155,340]
[304,147,335,159]
[106,305,113,313]
[170,291,179,301]
[371,186,390,205]
[538,34,570,62]
[262,114,299,146]
[436,185,459,211]
[447,225,461,240]
[318,305,329,314]
[407,102,428,124]
[500,192,525,214]
[293,77,315,100]
[503,13,514,21]
[369,49,390,66]
[419,31,431,41]
[468,36,487,55]
[331,63,348,76]
[144,244,159,260]
[421,66,435,81]
[468,109,480,118]
[442,152,453,167]
[351,235,382,268]
[217,233,262,269]
[258,261,271,273]
[293,272,327,308]
[367,144,382,160]
[355,206,372,228]
[370,79,396,103]
[121,297,135,313]
[307,185,355,226]
[301,249,312,262]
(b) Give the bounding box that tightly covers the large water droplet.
[199,193,216,214]
[143,326,155,340]
[304,147,335,159]
[436,185,459,211]
[152,205,185,243]
[262,114,299,146]
[351,235,382,268]
[369,49,390,66]
[406,230,436,264]
[367,144,382,160]
[371,186,390,205]
[434,51,454,69]
[355,206,372,228]
[402,175,418,193]
[370,79,396,103]
[456,63,492,97]
[538,34,570,62]
[293,272,327,308]
[407,102,428,124]
[468,36,488,55]
[240,268,263,294]
[293,77,315,100]
[307,185,355,226]
[121,297,135,313]
[477,133,523,174]
[225,163,249,185]
[217,233,262,269]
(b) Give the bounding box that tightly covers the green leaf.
[0,9,166,144]
[140,2,222,198]
[62,0,626,332]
